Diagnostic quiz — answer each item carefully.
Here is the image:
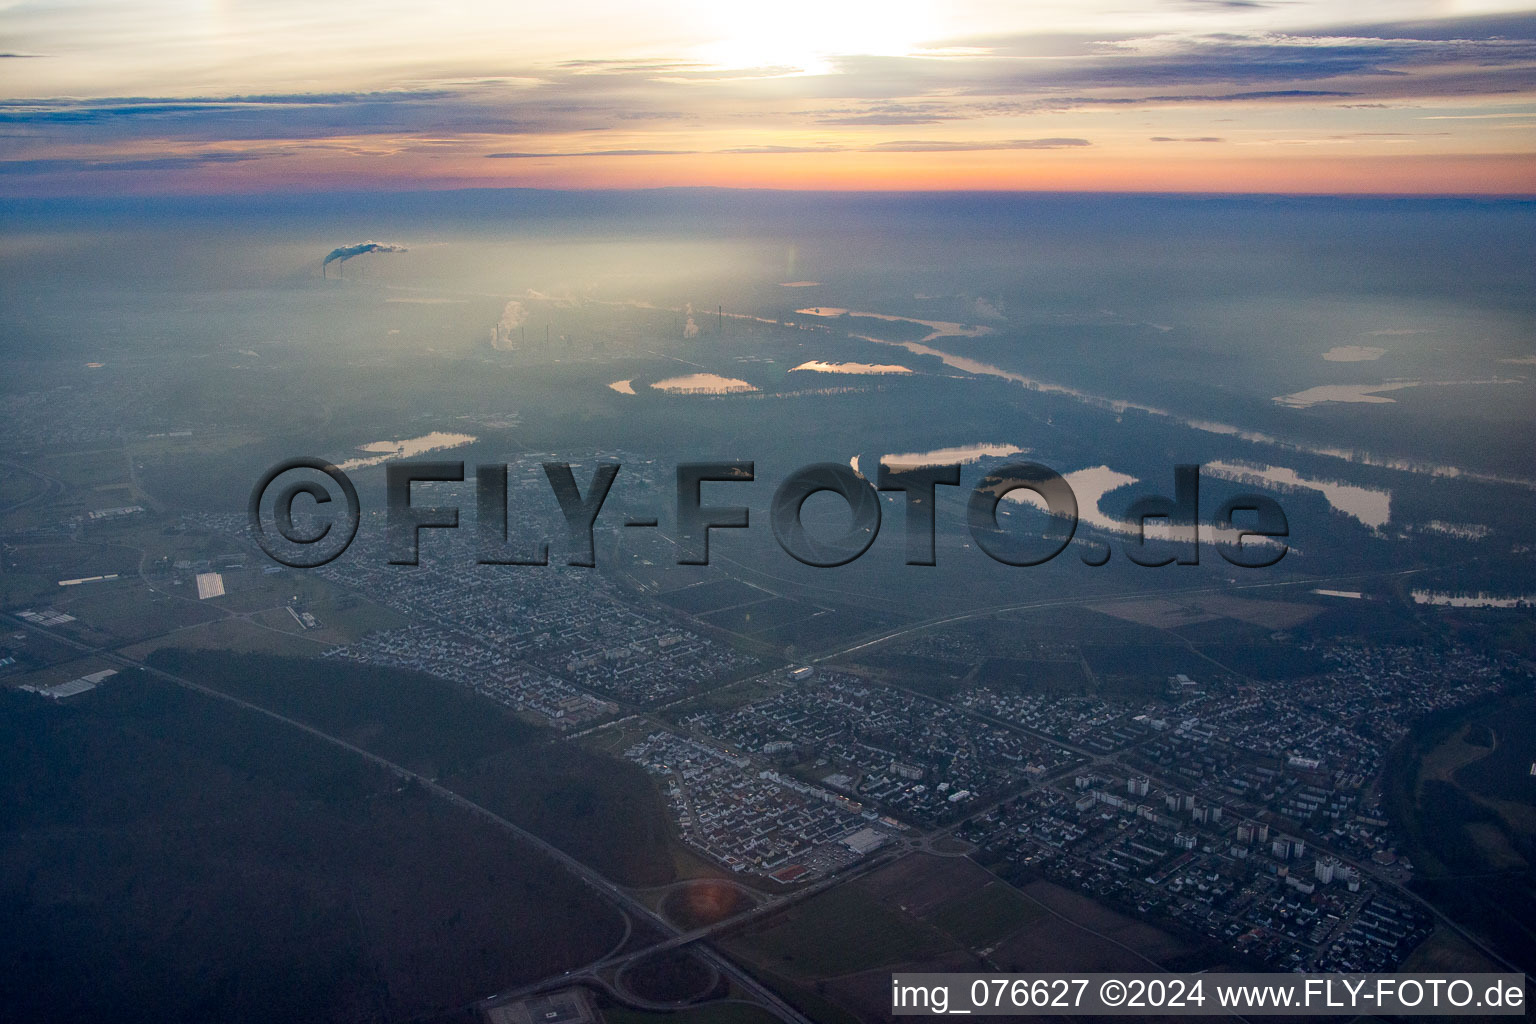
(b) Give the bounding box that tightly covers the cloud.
[807,100,977,126]
[1321,11,1536,43]
[2,8,1533,193]
[0,86,615,144]
[482,139,1089,158]
[486,148,697,158]
[718,144,847,154]
[1420,112,1536,120]
[917,18,1536,102]
[0,89,459,124]
[1024,90,1356,111]
[864,137,1090,152]
[814,113,958,125]
[5,14,1523,150]
[1150,136,1225,142]
[648,66,808,82]
[557,59,708,73]
[0,151,278,175]
[1146,89,1355,101]
[1177,0,1282,7]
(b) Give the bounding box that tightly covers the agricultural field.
[722,853,1193,1023]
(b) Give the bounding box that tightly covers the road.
[809,566,1438,667]
[0,611,817,1024]
[11,554,1519,1013]
[490,846,901,1008]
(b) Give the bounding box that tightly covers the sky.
[1,0,1533,195]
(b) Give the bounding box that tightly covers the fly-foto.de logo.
[249,458,1288,571]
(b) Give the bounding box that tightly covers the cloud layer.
[0,4,1531,193]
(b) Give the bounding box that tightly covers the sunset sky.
[2,0,1533,195]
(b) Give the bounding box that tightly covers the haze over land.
[2,2,1534,1022]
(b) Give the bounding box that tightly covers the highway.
[0,611,817,1024]
[7,552,1519,1019]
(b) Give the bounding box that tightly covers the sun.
[693,0,935,74]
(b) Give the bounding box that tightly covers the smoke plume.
[492,299,527,350]
[321,240,407,276]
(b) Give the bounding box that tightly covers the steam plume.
[321,240,407,277]
[492,300,527,350]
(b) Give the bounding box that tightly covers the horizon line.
[4,184,1534,204]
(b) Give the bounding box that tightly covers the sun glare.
[694,0,934,73]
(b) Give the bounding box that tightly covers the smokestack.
[718,305,723,334]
